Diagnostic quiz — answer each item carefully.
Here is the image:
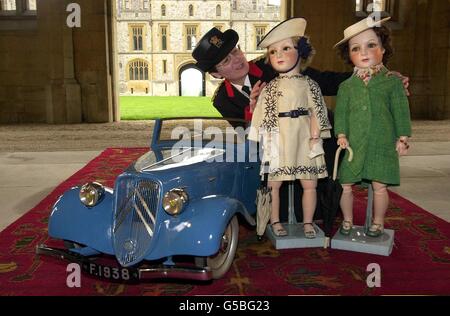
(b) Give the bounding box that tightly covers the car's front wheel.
[206,215,239,279]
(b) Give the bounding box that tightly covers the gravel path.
[0,120,449,152]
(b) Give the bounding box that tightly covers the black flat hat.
[192,27,239,72]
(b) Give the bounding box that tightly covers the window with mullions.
[355,0,398,20]
[255,26,266,50]
[160,25,168,51]
[0,0,36,16]
[186,25,197,51]
[122,0,131,11]
[0,0,15,12]
[129,60,149,81]
[121,0,149,12]
[132,26,143,51]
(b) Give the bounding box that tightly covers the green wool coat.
[334,67,412,186]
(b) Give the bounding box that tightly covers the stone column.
[427,0,449,119]
[109,0,120,121]
[42,0,82,123]
[408,0,449,119]
[402,0,429,119]
[73,0,113,123]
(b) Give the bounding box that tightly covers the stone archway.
[178,64,205,96]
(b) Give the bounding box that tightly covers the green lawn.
[120,96,222,120]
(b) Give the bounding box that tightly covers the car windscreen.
[133,150,169,171]
[138,147,225,172]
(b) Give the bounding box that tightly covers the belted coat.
[334,68,412,186]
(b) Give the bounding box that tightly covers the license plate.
[81,261,139,282]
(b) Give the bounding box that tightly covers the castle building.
[116,0,281,97]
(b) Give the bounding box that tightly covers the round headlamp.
[162,188,189,216]
[79,182,105,207]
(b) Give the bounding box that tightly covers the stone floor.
[0,120,449,232]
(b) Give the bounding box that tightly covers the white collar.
[231,75,251,92]
[244,75,251,88]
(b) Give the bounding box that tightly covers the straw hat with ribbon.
[258,17,307,49]
[334,16,391,48]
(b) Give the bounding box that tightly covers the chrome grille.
[113,178,160,266]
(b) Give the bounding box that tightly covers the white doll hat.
[334,16,391,48]
[258,17,307,49]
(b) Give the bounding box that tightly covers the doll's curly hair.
[265,36,316,72]
[336,25,394,66]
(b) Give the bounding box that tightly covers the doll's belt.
[278,108,309,118]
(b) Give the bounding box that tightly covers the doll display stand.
[266,182,327,249]
[331,185,394,256]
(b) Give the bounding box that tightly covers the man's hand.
[249,80,267,113]
[387,71,410,96]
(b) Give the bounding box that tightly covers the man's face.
[268,38,299,74]
[210,46,249,83]
[349,29,385,68]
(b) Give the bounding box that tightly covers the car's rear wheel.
[206,215,239,279]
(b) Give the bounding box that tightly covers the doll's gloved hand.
[308,138,324,159]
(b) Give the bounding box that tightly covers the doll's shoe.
[308,140,325,159]
[339,220,353,236]
[366,223,384,237]
[271,222,288,237]
[303,223,316,239]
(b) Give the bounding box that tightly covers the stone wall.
[0,1,47,123]
[0,0,114,123]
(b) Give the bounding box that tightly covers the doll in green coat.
[333,16,411,237]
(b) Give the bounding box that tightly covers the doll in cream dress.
[249,18,331,238]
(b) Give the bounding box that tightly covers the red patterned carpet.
[0,148,449,296]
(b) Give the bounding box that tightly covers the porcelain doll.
[249,18,331,238]
[333,17,412,237]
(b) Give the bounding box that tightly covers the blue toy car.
[37,118,261,281]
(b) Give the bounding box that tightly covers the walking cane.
[364,185,374,235]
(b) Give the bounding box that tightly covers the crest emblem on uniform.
[209,36,223,48]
